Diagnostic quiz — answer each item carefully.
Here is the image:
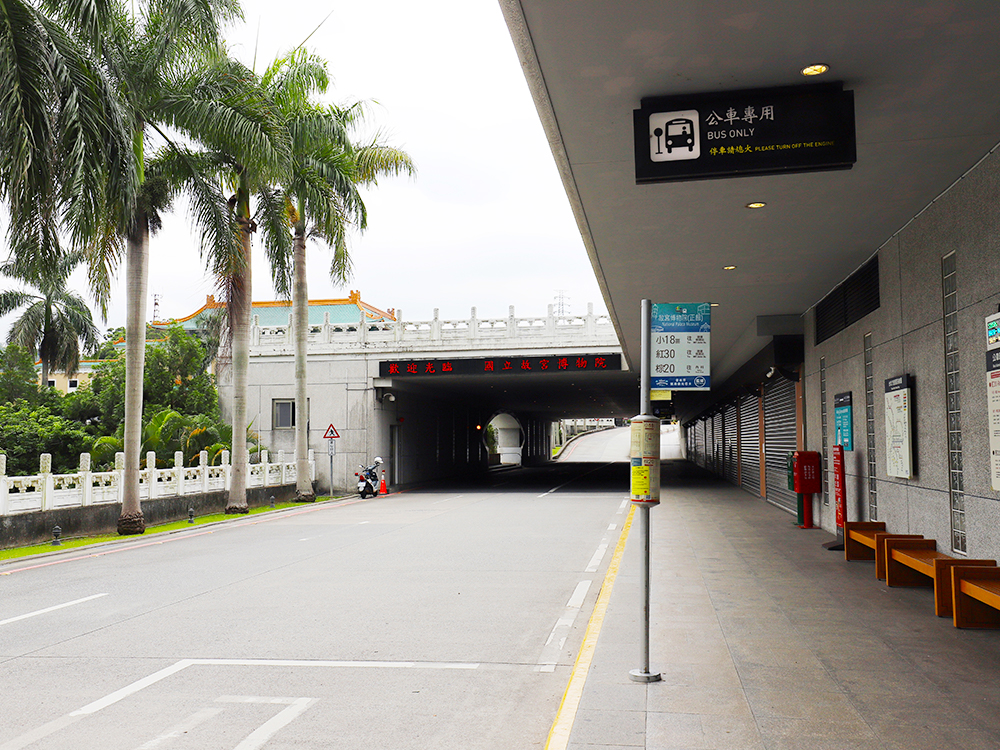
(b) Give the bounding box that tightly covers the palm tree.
[90,0,242,535]
[153,52,291,513]
[261,50,414,499]
[0,251,99,386]
[0,0,135,269]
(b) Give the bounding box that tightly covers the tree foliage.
[0,344,41,404]
[89,325,219,432]
[0,400,92,475]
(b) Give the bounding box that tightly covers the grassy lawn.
[0,497,342,562]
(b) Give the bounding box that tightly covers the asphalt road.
[0,430,639,750]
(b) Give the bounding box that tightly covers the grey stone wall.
[803,148,1000,557]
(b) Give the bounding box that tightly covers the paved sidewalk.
[569,461,1000,750]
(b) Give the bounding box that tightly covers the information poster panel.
[833,445,846,529]
[834,392,853,451]
[884,375,913,479]
[988,348,1000,491]
[649,303,711,393]
[987,312,1000,351]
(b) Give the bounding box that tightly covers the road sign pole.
[328,438,336,496]
[630,298,661,684]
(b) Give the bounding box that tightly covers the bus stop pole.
[630,298,661,683]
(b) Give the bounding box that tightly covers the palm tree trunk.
[40,359,49,388]
[118,213,148,535]
[292,225,314,499]
[227,205,252,514]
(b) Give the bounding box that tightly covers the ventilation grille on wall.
[815,256,880,345]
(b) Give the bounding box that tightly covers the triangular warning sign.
[323,424,340,439]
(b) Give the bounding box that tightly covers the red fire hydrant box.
[792,451,822,494]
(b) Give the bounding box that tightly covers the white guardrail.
[250,304,620,351]
[0,449,316,516]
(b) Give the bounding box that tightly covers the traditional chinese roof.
[151,291,396,331]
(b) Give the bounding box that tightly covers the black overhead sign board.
[633,82,856,184]
[379,354,621,378]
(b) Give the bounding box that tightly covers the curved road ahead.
[556,424,683,462]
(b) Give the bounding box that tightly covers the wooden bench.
[884,538,996,617]
[843,521,923,580]
[952,566,1000,628]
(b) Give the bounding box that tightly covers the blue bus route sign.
[650,303,711,391]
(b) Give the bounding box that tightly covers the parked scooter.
[356,457,383,498]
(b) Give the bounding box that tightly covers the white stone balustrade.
[248,303,619,355]
[0,449,317,517]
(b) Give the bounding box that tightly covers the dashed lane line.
[0,593,108,627]
[545,504,635,750]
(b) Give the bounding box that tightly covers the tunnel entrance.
[487,412,524,467]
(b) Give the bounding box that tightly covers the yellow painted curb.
[545,504,636,750]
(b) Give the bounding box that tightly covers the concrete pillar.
[199,450,208,493]
[80,453,92,506]
[39,453,52,511]
[146,451,157,498]
[432,308,442,340]
[0,454,7,516]
[115,451,125,503]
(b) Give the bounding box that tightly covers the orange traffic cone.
[379,470,389,495]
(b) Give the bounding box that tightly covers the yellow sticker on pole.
[631,462,650,494]
[629,416,661,504]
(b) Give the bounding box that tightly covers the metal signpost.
[631,300,712,682]
[629,299,662,683]
[324,424,340,491]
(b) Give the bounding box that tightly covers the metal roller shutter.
[712,413,723,475]
[764,377,798,513]
[739,393,761,496]
[696,419,707,468]
[723,402,739,485]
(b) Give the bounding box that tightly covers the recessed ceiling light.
[801,63,829,77]
[723,265,737,270]
[746,201,766,209]
[710,303,720,307]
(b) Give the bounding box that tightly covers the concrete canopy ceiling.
[500,1,1000,398]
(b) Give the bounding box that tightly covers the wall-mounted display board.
[884,375,913,479]
[834,392,853,451]
[986,312,1000,491]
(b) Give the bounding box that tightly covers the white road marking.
[358,521,370,524]
[134,707,223,749]
[618,499,628,512]
[566,580,592,609]
[72,660,195,716]
[0,713,80,750]
[0,593,108,627]
[585,542,609,572]
[230,697,316,750]
[298,538,312,542]
[433,494,464,504]
[538,462,616,497]
[536,580,592,672]
[4,658,480,749]
[607,523,617,531]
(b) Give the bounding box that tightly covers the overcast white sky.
[7,0,609,338]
